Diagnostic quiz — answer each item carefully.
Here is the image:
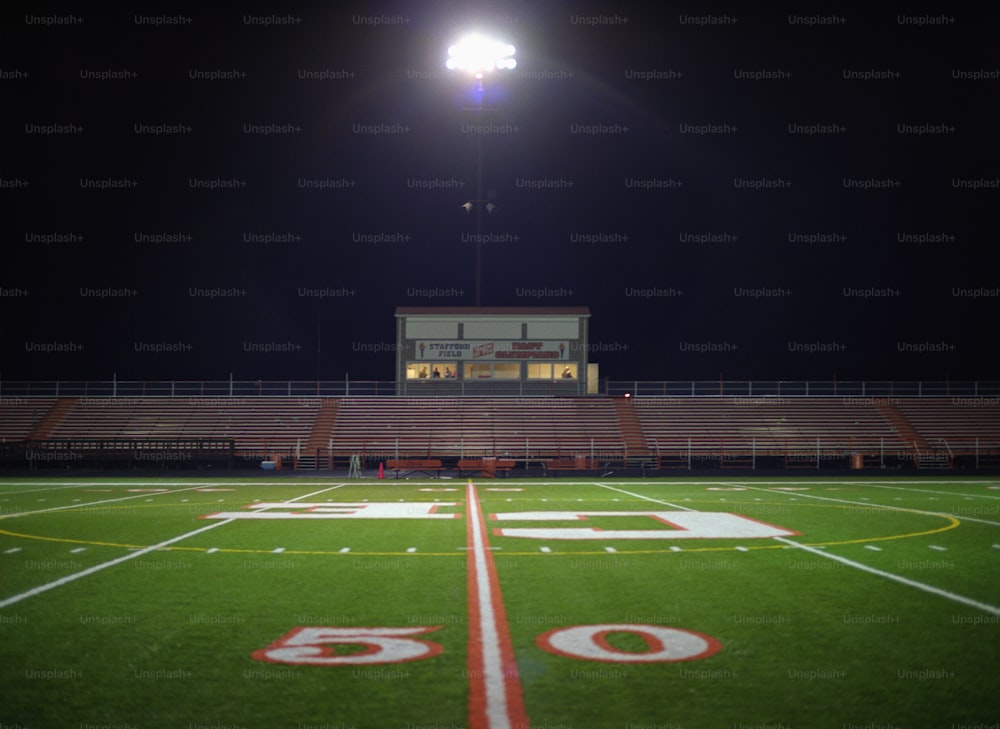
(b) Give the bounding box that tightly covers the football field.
[1,476,998,729]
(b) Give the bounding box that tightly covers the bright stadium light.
[446,33,516,79]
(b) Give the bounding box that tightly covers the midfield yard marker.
[465,481,528,729]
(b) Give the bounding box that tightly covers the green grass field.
[1,475,998,729]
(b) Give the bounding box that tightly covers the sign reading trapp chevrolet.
[416,340,569,360]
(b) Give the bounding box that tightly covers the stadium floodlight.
[446,33,516,79]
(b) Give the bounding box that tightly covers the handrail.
[1,379,998,398]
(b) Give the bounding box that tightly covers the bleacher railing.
[1,379,998,398]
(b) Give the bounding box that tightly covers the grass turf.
[1,476,998,728]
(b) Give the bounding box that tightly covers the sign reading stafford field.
[416,340,570,360]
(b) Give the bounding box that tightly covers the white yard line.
[594,482,697,511]
[466,482,528,729]
[0,483,346,610]
[0,484,214,520]
[737,484,1000,528]
[0,519,235,609]
[859,481,1000,501]
[774,537,1000,616]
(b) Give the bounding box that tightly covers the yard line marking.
[539,547,551,553]
[466,481,528,729]
[865,545,882,551]
[604,547,617,553]
[4,547,22,554]
[0,484,214,520]
[272,548,286,554]
[0,519,235,609]
[339,547,351,553]
[774,537,1000,617]
[0,483,343,608]
[860,482,1000,501]
[928,545,947,551]
[740,485,1000,527]
[594,483,697,511]
[285,483,347,503]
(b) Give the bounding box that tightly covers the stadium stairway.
[28,398,79,440]
[873,399,941,468]
[296,399,340,470]
[611,397,656,471]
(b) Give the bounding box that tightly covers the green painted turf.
[1,476,998,728]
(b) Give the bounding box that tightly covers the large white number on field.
[537,624,722,663]
[252,626,444,666]
[491,510,798,540]
[201,502,460,520]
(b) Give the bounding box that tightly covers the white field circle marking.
[492,511,798,540]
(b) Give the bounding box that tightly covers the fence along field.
[0,476,998,728]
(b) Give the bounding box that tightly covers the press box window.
[527,363,577,379]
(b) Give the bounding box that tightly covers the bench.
[457,458,516,477]
[385,459,445,479]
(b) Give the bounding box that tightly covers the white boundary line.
[0,483,346,610]
[774,537,1000,616]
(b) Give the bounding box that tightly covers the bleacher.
[895,397,1000,457]
[633,397,910,463]
[3,391,998,471]
[326,397,624,461]
[37,397,321,456]
[0,398,56,442]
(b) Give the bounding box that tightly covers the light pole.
[446,33,516,306]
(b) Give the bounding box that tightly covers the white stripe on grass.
[594,482,697,511]
[0,519,236,609]
[0,483,346,609]
[775,537,1000,617]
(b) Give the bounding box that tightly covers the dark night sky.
[2,3,997,384]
